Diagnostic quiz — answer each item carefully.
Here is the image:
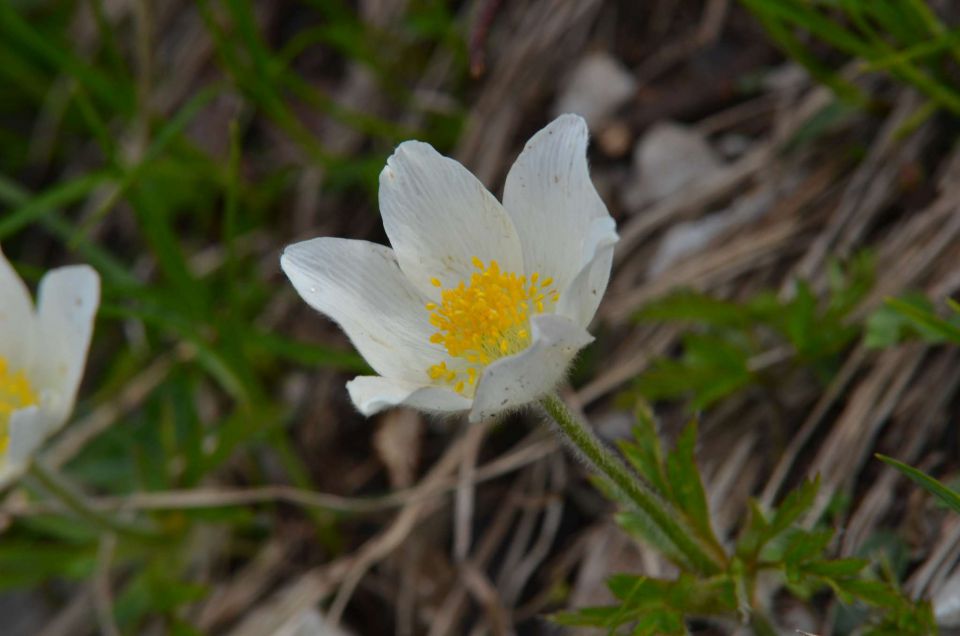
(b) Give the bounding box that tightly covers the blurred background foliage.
[1,0,468,631]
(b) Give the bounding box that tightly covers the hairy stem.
[540,393,723,575]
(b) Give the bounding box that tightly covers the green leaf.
[0,540,96,589]
[631,611,687,636]
[782,281,818,353]
[618,405,670,497]
[829,578,903,608]
[735,500,771,559]
[552,605,622,628]
[115,557,211,629]
[665,419,716,546]
[737,478,820,562]
[635,334,754,410]
[637,290,750,329]
[768,476,821,540]
[17,514,101,544]
[877,454,960,515]
[885,297,960,344]
[865,303,911,348]
[554,573,735,633]
[802,557,868,579]
[607,574,659,604]
[780,527,834,567]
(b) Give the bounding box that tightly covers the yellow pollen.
[0,356,38,455]
[425,257,559,396]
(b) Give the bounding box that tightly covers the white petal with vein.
[281,238,444,383]
[33,265,100,422]
[347,376,472,416]
[380,141,523,297]
[502,114,611,297]
[0,247,36,369]
[557,217,618,328]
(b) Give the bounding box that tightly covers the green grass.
[0,0,465,629]
[741,0,960,120]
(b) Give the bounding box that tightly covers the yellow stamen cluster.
[0,356,38,455]
[425,257,559,396]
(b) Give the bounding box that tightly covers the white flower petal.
[32,265,100,425]
[469,314,593,423]
[556,216,619,328]
[0,246,36,369]
[281,238,446,383]
[502,114,612,295]
[0,402,66,487]
[379,141,523,296]
[4,405,46,472]
[0,463,19,490]
[347,376,472,416]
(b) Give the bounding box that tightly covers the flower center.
[425,257,558,395]
[0,357,38,455]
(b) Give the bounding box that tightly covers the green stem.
[540,393,722,575]
[28,460,161,541]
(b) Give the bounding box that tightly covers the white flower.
[0,246,100,485]
[281,114,618,422]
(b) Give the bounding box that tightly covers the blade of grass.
[0,3,133,113]
[877,455,960,516]
[0,171,113,239]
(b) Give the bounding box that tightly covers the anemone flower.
[0,247,100,485]
[282,114,617,422]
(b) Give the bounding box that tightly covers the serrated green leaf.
[802,557,868,579]
[607,573,648,601]
[619,405,669,497]
[768,476,821,540]
[665,419,717,549]
[735,499,771,559]
[559,572,737,633]
[830,578,903,608]
[781,527,834,566]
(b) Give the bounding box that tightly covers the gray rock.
[623,121,725,210]
[552,52,636,128]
